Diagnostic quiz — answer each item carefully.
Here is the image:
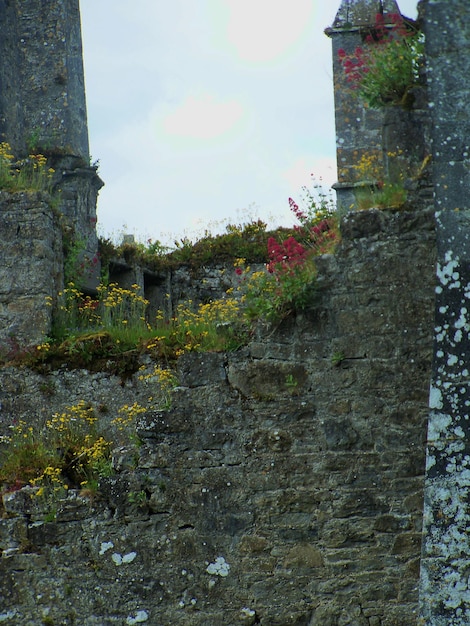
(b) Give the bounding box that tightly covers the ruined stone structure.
[0,205,436,625]
[1,0,470,624]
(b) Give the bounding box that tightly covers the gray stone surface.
[0,190,62,345]
[0,0,89,159]
[419,2,470,622]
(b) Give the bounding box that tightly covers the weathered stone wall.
[0,190,63,346]
[0,206,436,625]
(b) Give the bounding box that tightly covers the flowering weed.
[338,13,424,108]
[0,142,55,193]
[352,151,409,210]
[0,401,113,513]
[148,297,246,358]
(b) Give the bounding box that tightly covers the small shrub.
[338,13,424,108]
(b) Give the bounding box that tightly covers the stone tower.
[0,0,103,246]
[0,0,89,159]
[325,0,406,212]
[0,0,102,345]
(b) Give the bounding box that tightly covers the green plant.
[331,352,345,367]
[99,219,297,274]
[128,490,147,507]
[0,142,55,193]
[338,13,424,109]
[0,401,114,510]
[111,402,148,444]
[26,128,41,153]
[351,151,410,210]
[237,241,318,324]
[52,282,151,343]
[284,373,301,396]
[137,366,179,409]
[146,297,246,359]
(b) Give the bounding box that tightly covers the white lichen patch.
[429,386,444,410]
[126,610,149,624]
[99,541,114,555]
[112,551,137,566]
[206,556,230,577]
[241,607,256,617]
[427,412,451,444]
[437,252,460,287]
[425,451,436,471]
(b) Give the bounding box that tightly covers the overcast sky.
[80,0,419,245]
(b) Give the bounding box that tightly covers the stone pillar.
[0,0,103,292]
[325,0,432,214]
[419,1,470,623]
[325,0,404,213]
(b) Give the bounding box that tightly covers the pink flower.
[288,197,307,222]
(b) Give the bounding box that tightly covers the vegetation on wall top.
[338,13,424,109]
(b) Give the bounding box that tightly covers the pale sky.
[80,0,419,245]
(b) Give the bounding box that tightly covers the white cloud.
[217,0,315,64]
[282,156,337,191]
[160,93,246,141]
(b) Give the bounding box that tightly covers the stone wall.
[0,190,63,346]
[0,206,436,625]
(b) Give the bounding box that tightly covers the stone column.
[419,1,470,623]
[325,0,402,213]
[0,0,103,292]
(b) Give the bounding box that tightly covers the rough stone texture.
[0,206,437,625]
[419,1,470,623]
[0,190,63,345]
[331,0,402,29]
[0,0,89,159]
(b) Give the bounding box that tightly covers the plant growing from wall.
[238,183,339,324]
[0,142,55,193]
[338,13,424,108]
[353,151,407,209]
[239,240,318,324]
[63,234,100,288]
[149,297,246,358]
[0,401,113,514]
